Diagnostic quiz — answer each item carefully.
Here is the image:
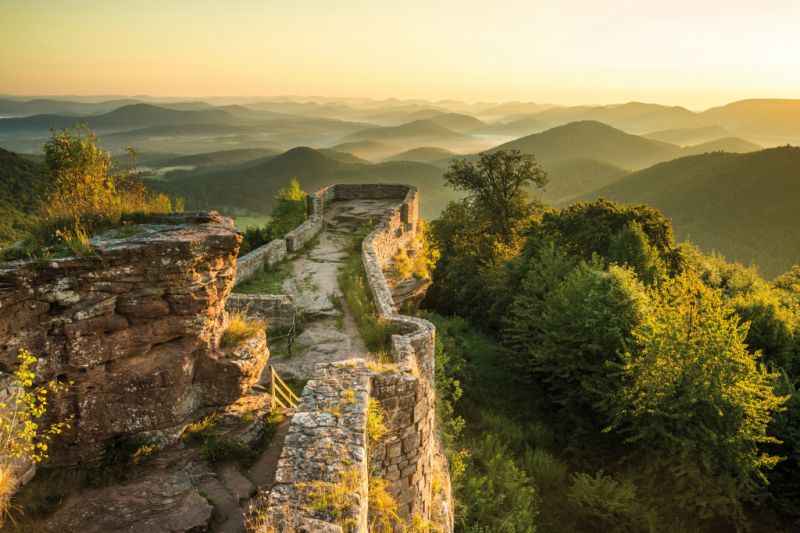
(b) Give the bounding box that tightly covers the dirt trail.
[207,198,401,532]
[267,198,399,380]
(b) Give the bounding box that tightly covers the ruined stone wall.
[236,240,287,285]
[226,294,296,329]
[262,185,453,533]
[235,185,334,286]
[0,212,269,465]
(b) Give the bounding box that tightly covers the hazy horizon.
[3,0,799,109]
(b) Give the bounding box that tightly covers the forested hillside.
[581,146,800,277]
[423,150,800,532]
[0,147,45,244]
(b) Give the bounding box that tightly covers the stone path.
[208,198,401,532]
[266,198,400,381]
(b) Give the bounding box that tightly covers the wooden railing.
[270,365,299,409]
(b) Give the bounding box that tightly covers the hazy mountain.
[531,102,701,133]
[149,146,454,218]
[318,149,371,165]
[493,120,682,169]
[385,147,457,164]
[682,137,762,156]
[0,103,240,133]
[330,141,395,161]
[0,98,142,117]
[479,115,547,137]
[701,99,800,140]
[476,102,557,120]
[643,125,732,145]
[427,113,487,132]
[579,146,800,277]
[343,119,466,143]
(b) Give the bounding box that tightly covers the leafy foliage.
[239,177,307,255]
[612,273,788,524]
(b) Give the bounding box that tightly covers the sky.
[1,0,799,110]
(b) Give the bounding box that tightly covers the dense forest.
[422,150,800,532]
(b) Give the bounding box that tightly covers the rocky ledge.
[0,212,269,465]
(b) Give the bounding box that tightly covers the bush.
[239,178,306,254]
[457,434,538,533]
[567,472,656,533]
[26,126,180,254]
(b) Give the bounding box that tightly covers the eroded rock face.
[0,212,269,465]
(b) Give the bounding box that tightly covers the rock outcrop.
[0,212,269,465]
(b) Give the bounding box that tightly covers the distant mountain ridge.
[492,120,683,169]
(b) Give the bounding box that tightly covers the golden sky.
[1,0,799,109]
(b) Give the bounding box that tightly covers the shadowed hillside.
[150,146,455,218]
[0,147,46,244]
[579,146,800,277]
[493,120,683,169]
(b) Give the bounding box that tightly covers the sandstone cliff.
[0,212,269,465]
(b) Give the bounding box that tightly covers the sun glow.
[1,0,799,108]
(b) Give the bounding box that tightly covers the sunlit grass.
[221,311,267,348]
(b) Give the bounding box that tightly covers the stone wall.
[0,212,269,465]
[235,185,334,286]
[261,185,453,532]
[236,240,286,285]
[226,294,297,330]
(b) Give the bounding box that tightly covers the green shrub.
[522,448,568,493]
[567,472,656,533]
[201,435,256,466]
[457,434,538,533]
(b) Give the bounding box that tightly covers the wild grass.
[234,262,292,295]
[297,467,360,529]
[368,476,403,533]
[338,224,392,354]
[183,412,282,468]
[0,464,15,528]
[221,311,267,348]
[367,398,388,445]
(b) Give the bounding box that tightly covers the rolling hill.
[158,148,280,167]
[149,146,456,218]
[643,125,732,145]
[0,147,46,244]
[343,119,466,143]
[542,157,629,206]
[579,146,800,277]
[492,120,683,169]
[0,104,241,133]
[682,137,761,156]
[385,147,457,164]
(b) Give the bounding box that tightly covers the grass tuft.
[221,311,267,348]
